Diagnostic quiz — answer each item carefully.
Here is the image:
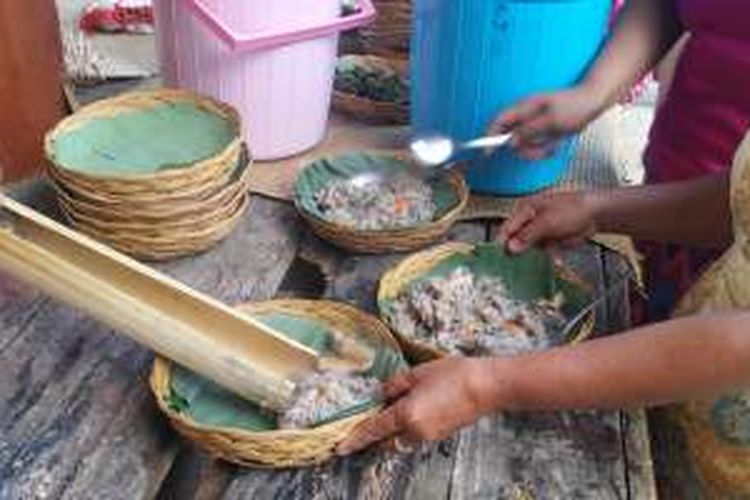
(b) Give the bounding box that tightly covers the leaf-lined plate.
[161,301,407,433]
[377,242,594,361]
[293,152,469,253]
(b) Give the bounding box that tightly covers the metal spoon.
[409,133,514,168]
[346,133,513,189]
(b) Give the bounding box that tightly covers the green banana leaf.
[294,153,461,225]
[378,244,593,346]
[50,102,236,176]
[166,309,407,432]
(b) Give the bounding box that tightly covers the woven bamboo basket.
[44,88,243,195]
[45,146,240,204]
[65,193,249,261]
[332,55,409,125]
[358,1,411,57]
[332,91,409,125]
[59,180,247,237]
[44,89,249,260]
[53,147,253,226]
[378,242,597,363]
[150,299,407,468]
[295,153,469,254]
[45,142,240,200]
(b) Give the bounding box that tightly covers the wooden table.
[0,179,655,499]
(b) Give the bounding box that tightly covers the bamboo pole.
[0,195,318,411]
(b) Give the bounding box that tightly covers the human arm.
[489,0,683,157]
[338,311,750,453]
[497,172,732,253]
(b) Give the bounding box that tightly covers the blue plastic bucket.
[411,0,610,195]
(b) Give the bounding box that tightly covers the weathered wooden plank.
[450,410,626,500]
[156,446,236,500]
[59,387,178,500]
[620,410,657,500]
[400,438,459,500]
[0,187,303,499]
[0,307,165,500]
[156,196,305,304]
[601,250,656,500]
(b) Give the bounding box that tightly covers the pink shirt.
[645,0,750,182]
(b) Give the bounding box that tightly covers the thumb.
[382,370,419,401]
[488,95,548,136]
[507,216,552,253]
[498,203,537,246]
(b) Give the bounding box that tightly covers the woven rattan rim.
[295,169,469,254]
[44,88,243,185]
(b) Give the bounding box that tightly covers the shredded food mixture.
[278,370,381,429]
[390,267,565,356]
[314,174,436,230]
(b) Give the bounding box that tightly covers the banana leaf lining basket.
[44,88,242,193]
[377,242,596,363]
[294,152,469,254]
[150,299,408,468]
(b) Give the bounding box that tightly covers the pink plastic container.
[153,0,375,160]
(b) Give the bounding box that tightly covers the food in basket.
[314,174,436,230]
[278,370,381,429]
[389,267,566,355]
[334,56,409,105]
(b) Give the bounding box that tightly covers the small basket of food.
[332,55,409,125]
[378,242,595,362]
[294,152,469,254]
[150,299,408,468]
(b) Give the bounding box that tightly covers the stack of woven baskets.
[44,89,251,261]
[358,0,411,58]
[332,55,409,124]
[334,1,411,124]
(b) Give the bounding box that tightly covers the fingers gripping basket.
[377,242,596,363]
[150,299,408,468]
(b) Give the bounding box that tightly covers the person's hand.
[498,191,599,254]
[488,84,604,159]
[337,357,500,455]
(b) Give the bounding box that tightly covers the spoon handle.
[464,133,513,151]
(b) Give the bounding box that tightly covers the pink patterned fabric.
[636,0,750,322]
[645,0,750,182]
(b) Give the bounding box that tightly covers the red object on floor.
[79,3,154,34]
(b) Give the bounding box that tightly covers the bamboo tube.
[0,195,318,411]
